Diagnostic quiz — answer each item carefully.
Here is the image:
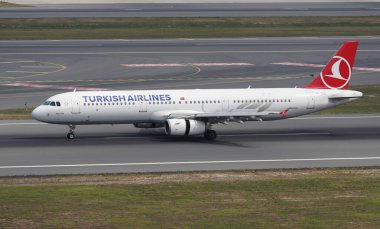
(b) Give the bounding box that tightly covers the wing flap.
[194,110,279,118]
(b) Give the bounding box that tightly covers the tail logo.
[321,56,351,89]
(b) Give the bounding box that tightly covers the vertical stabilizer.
[305,41,358,90]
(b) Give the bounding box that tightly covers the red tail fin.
[305,41,358,90]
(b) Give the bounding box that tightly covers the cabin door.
[221,97,229,112]
[139,101,147,112]
[71,96,81,114]
[307,96,315,109]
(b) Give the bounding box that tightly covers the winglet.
[305,41,358,90]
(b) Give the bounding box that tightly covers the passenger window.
[50,102,56,106]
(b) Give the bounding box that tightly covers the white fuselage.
[32,88,362,125]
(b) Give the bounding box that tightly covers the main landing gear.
[67,124,76,140]
[204,129,217,140]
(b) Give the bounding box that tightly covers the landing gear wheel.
[67,124,76,140]
[67,133,75,140]
[204,130,217,140]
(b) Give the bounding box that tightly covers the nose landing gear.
[67,124,76,140]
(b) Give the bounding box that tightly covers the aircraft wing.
[167,110,282,123]
[193,111,279,118]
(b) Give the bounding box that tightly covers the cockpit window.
[43,101,51,105]
[56,101,61,107]
[50,101,56,106]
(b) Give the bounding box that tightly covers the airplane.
[32,41,362,140]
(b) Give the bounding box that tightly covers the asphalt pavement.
[0,115,379,176]
[1,2,380,17]
[0,37,379,176]
[0,37,379,109]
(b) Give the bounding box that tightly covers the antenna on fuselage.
[248,85,252,89]
[73,88,77,92]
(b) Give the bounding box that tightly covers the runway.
[1,37,379,176]
[0,115,379,176]
[1,36,380,109]
[1,2,380,18]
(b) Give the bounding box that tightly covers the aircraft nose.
[32,106,44,122]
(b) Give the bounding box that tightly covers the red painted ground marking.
[121,63,253,67]
[272,62,380,72]
[122,64,184,67]
[2,83,108,91]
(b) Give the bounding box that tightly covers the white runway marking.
[291,115,380,120]
[221,132,330,137]
[104,132,330,140]
[1,157,380,169]
[121,63,253,67]
[0,123,46,126]
[272,62,380,72]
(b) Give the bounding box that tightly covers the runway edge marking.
[1,157,380,169]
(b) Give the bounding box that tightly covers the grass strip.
[0,168,379,228]
[0,108,32,120]
[0,1,26,7]
[0,84,379,119]
[0,17,380,40]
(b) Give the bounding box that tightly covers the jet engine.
[165,119,206,136]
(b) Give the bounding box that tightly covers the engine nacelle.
[165,119,206,136]
[133,122,164,128]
